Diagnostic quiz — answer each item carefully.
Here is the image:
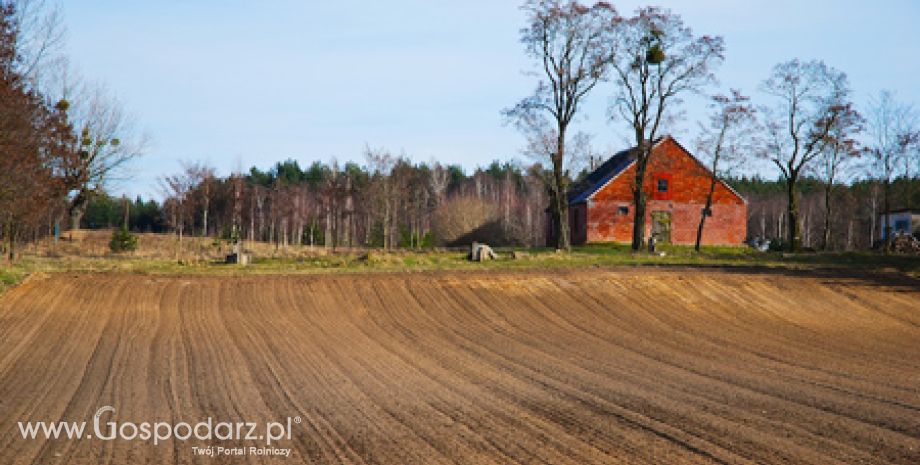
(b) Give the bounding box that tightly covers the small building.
[879,209,920,239]
[563,136,747,246]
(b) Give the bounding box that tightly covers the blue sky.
[62,1,920,199]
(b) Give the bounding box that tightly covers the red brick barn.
[564,136,747,246]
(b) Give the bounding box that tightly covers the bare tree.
[900,129,920,209]
[816,102,862,250]
[61,82,147,229]
[505,0,617,250]
[430,161,449,206]
[866,90,916,245]
[182,161,216,236]
[760,59,849,251]
[11,0,65,84]
[159,170,194,262]
[608,7,724,251]
[693,89,756,251]
[365,147,396,249]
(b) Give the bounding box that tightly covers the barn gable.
[563,135,748,246]
[568,136,746,206]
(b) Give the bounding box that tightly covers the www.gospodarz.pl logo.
[17,406,301,457]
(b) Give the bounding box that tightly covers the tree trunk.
[822,185,832,251]
[202,201,209,237]
[552,130,570,251]
[695,176,718,252]
[69,206,85,231]
[846,218,854,251]
[869,185,877,245]
[777,207,783,239]
[631,143,650,251]
[249,200,255,242]
[383,195,391,250]
[883,179,891,253]
[325,205,333,250]
[281,218,288,247]
[5,223,14,262]
[786,174,801,252]
[803,208,810,248]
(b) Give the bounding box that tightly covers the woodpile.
[888,234,920,254]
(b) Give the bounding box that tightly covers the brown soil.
[0,268,918,464]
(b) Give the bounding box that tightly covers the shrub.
[430,196,499,246]
[767,237,786,252]
[109,226,138,253]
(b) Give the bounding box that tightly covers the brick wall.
[577,137,747,246]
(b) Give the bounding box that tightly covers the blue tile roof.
[567,148,637,205]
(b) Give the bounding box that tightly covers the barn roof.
[567,136,746,206]
[566,139,661,205]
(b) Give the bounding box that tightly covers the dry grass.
[2,229,917,291]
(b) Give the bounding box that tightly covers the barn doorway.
[651,211,672,244]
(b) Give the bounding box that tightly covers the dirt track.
[0,269,918,464]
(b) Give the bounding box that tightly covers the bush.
[109,226,138,253]
[767,237,786,252]
[430,196,499,246]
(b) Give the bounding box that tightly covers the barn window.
[618,206,629,215]
[657,178,669,192]
[652,172,673,200]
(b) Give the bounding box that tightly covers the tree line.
[150,153,551,251]
[71,165,918,254]
[740,176,920,251]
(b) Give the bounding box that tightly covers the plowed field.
[0,269,918,464]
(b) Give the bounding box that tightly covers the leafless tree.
[693,89,757,251]
[505,0,617,250]
[430,161,449,206]
[900,130,920,209]
[11,0,64,83]
[815,102,862,250]
[866,90,916,244]
[608,6,724,251]
[760,59,849,251]
[182,161,216,236]
[60,82,147,229]
[159,170,194,262]
[365,147,396,249]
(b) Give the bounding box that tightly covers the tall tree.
[760,59,849,251]
[159,170,194,262]
[900,130,920,209]
[693,90,756,251]
[866,90,916,245]
[10,0,65,81]
[816,102,862,250]
[59,84,146,229]
[365,147,396,249]
[183,161,216,236]
[608,7,724,251]
[505,0,617,250]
